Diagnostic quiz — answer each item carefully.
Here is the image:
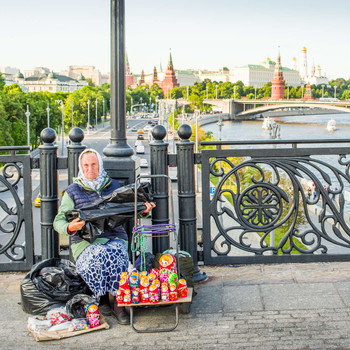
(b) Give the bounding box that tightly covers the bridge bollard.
[150,125,170,254]
[176,124,207,282]
[39,128,59,260]
[67,128,86,185]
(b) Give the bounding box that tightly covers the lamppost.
[71,101,74,128]
[55,100,65,156]
[140,97,143,117]
[95,98,98,128]
[216,85,218,99]
[172,105,175,153]
[149,96,152,112]
[287,85,289,100]
[195,109,199,193]
[322,84,325,99]
[25,105,30,153]
[87,99,90,134]
[102,98,105,127]
[301,85,304,99]
[206,86,208,99]
[254,86,257,99]
[234,85,236,99]
[334,86,337,99]
[46,103,50,128]
[187,86,189,99]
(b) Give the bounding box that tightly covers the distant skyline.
[1,0,349,80]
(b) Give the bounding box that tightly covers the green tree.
[0,73,5,90]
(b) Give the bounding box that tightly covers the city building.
[198,68,235,83]
[271,49,286,100]
[232,58,301,88]
[15,70,88,93]
[59,66,108,86]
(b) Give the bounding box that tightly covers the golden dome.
[302,46,307,52]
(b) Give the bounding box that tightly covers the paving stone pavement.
[2,262,350,349]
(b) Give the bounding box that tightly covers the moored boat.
[326,119,336,132]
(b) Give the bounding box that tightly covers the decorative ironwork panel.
[0,150,34,271]
[201,141,350,264]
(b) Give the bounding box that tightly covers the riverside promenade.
[3,261,350,349]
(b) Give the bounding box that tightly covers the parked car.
[131,127,137,132]
[136,145,145,154]
[140,158,149,168]
[135,140,143,147]
[137,134,144,140]
[34,193,41,207]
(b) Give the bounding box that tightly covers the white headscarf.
[77,149,108,191]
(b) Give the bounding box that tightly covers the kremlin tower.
[271,48,285,100]
[303,83,313,100]
[139,69,145,85]
[152,66,160,85]
[125,52,134,87]
[160,50,179,96]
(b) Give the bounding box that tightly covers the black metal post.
[176,124,207,282]
[150,125,170,254]
[67,128,86,185]
[103,0,136,186]
[39,128,59,259]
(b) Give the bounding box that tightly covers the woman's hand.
[141,201,156,215]
[68,217,86,232]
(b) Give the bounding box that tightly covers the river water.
[202,112,350,141]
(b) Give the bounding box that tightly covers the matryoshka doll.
[169,283,178,301]
[159,254,176,273]
[123,288,132,304]
[116,289,124,304]
[178,279,188,298]
[149,284,160,303]
[132,288,140,304]
[161,282,170,302]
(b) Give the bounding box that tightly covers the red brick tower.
[139,69,145,85]
[271,48,285,100]
[125,52,134,87]
[161,51,179,96]
[303,83,313,100]
[152,66,160,85]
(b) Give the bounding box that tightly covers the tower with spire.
[125,52,134,87]
[271,48,286,100]
[160,50,179,96]
[301,46,308,82]
[139,69,145,85]
[152,66,160,85]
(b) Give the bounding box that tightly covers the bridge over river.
[158,98,350,120]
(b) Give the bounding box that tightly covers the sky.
[1,0,349,79]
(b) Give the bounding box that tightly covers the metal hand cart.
[118,174,193,333]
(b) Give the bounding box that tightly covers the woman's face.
[81,153,99,180]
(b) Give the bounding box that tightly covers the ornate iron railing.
[0,147,34,271]
[201,139,350,264]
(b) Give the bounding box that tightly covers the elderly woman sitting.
[54,149,154,325]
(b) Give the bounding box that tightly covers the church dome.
[48,71,56,78]
[15,71,24,79]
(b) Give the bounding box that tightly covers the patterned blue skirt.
[75,239,129,300]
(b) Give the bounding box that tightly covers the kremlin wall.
[1,47,329,98]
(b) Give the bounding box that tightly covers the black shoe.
[112,309,130,325]
[98,303,112,316]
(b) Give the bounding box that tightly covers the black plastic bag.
[20,258,89,315]
[66,294,96,319]
[65,182,152,242]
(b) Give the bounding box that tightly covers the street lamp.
[187,86,189,99]
[216,85,218,99]
[87,99,90,134]
[254,86,257,99]
[102,98,105,127]
[25,105,30,152]
[71,101,74,128]
[55,100,65,156]
[206,86,208,99]
[95,98,98,128]
[301,85,304,99]
[334,86,337,99]
[234,85,236,99]
[287,86,290,100]
[172,105,175,153]
[46,103,50,128]
[322,84,325,99]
